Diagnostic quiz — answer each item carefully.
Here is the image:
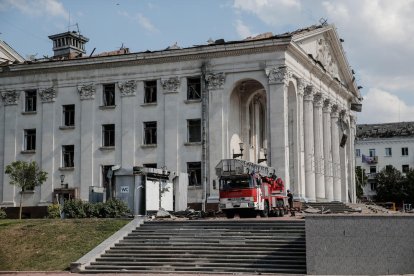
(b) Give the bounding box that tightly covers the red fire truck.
[216,159,287,218]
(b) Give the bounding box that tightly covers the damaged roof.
[356,122,414,139]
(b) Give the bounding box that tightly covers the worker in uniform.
[287,190,295,217]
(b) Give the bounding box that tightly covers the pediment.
[291,26,356,93]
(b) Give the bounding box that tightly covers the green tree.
[403,168,414,204]
[375,165,405,204]
[355,166,367,199]
[5,161,48,219]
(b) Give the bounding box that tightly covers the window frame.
[402,147,409,156]
[385,147,392,157]
[187,77,201,100]
[102,124,115,147]
[355,149,361,157]
[369,148,376,157]
[63,104,75,127]
[402,164,409,173]
[187,119,201,143]
[144,80,157,104]
[24,129,36,151]
[143,121,157,145]
[187,162,202,186]
[25,90,37,112]
[103,83,116,106]
[62,145,74,168]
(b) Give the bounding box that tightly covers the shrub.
[0,208,6,219]
[47,204,61,219]
[62,198,130,218]
[63,199,86,218]
[83,202,100,218]
[99,199,130,218]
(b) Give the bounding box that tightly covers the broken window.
[187,119,201,143]
[370,182,377,191]
[103,84,115,106]
[187,77,201,100]
[63,104,75,126]
[24,129,36,151]
[25,90,37,112]
[369,149,376,157]
[144,121,157,145]
[144,80,157,103]
[402,147,409,156]
[102,124,115,147]
[402,164,410,173]
[369,166,376,174]
[187,162,201,186]
[143,163,157,168]
[62,145,74,167]
[385,148,392,157]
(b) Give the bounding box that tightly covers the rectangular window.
[370,182,377,191]
[102,124,115,147]
[25,90,37,112]
[143,163,157,168]
[187,162,201,186]
[63,104,75,126]
[369,149,376,157]
[355,149,361,157]
[187,119,201,143]
[62,145,74,167]
[144,121,157,145]
[187,77,201,100]
[144,80,157,103]
[385,148,392,157]
[402,147,409,156]
[369,166,377,174]
[24,129,36,151]
[402,164,409,173]
[103,84,115,106]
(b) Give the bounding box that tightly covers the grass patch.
[0,218,130,271]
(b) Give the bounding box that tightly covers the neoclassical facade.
[0,24,361,209]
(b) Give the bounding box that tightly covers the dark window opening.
[24,129,36,151]
[25,90,37,112]
[144,121,157,145]
[370,182,377,191]
[187,119,201,142]
[187,77,201,100]
[369,166,377,174]
[144,80,157,103]
[402,164,409,173]
[187,162,201,186]
[62,145,74,167]
[102,124,115,147]
[369,149,376,157]
[103,84,115,106]
[402,147,409,156]
[143,163,157,168]
[63,104,75,126]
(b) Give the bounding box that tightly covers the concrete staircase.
[82,220,306,274]
[305,201,358,213]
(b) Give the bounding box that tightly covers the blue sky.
[1,0,414,124]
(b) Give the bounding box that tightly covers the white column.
[297,79,306,199]
[349,115,357,203]
[1,91,19,206]
[266,66,290,187]
[119,81,137,171]
[206,73,225,197]
[303,85,316,202]
[331,104,341,201]
[39,87,57,205]
[313,92,325,201]
[323,99,334,201]
[340,109,349,202]
[78,84,96,201]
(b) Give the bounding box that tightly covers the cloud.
[118,11,158,33]
[235,19,254,38]
[2,0,68,19]
[357,88,414,124]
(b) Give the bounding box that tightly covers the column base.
[316,197,329,202]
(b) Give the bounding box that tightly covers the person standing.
[287,190,295,216]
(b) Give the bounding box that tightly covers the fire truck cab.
[216,159,288,218]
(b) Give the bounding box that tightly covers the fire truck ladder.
[215,159,276,177]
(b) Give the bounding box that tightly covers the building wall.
[355,138,414,198]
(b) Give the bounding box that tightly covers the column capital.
[323,98,331,112]
[331,104,339,118]
[265,65,292,85]
[297,78,307,96]
[339,108,347,118]
[304,85,314,101]
[118,80,137,97]
[161,76,180,93]
[1,90,20,105]
[313,92,323,107]
[205,72,225,90]
[39,87,56,103]
[78,84,96,100]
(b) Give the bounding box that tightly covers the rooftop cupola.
[48,31,89,59]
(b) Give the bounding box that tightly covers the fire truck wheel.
[224,210,234,219]
[259,201,269,218]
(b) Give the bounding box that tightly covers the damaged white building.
[0,24,361,210]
